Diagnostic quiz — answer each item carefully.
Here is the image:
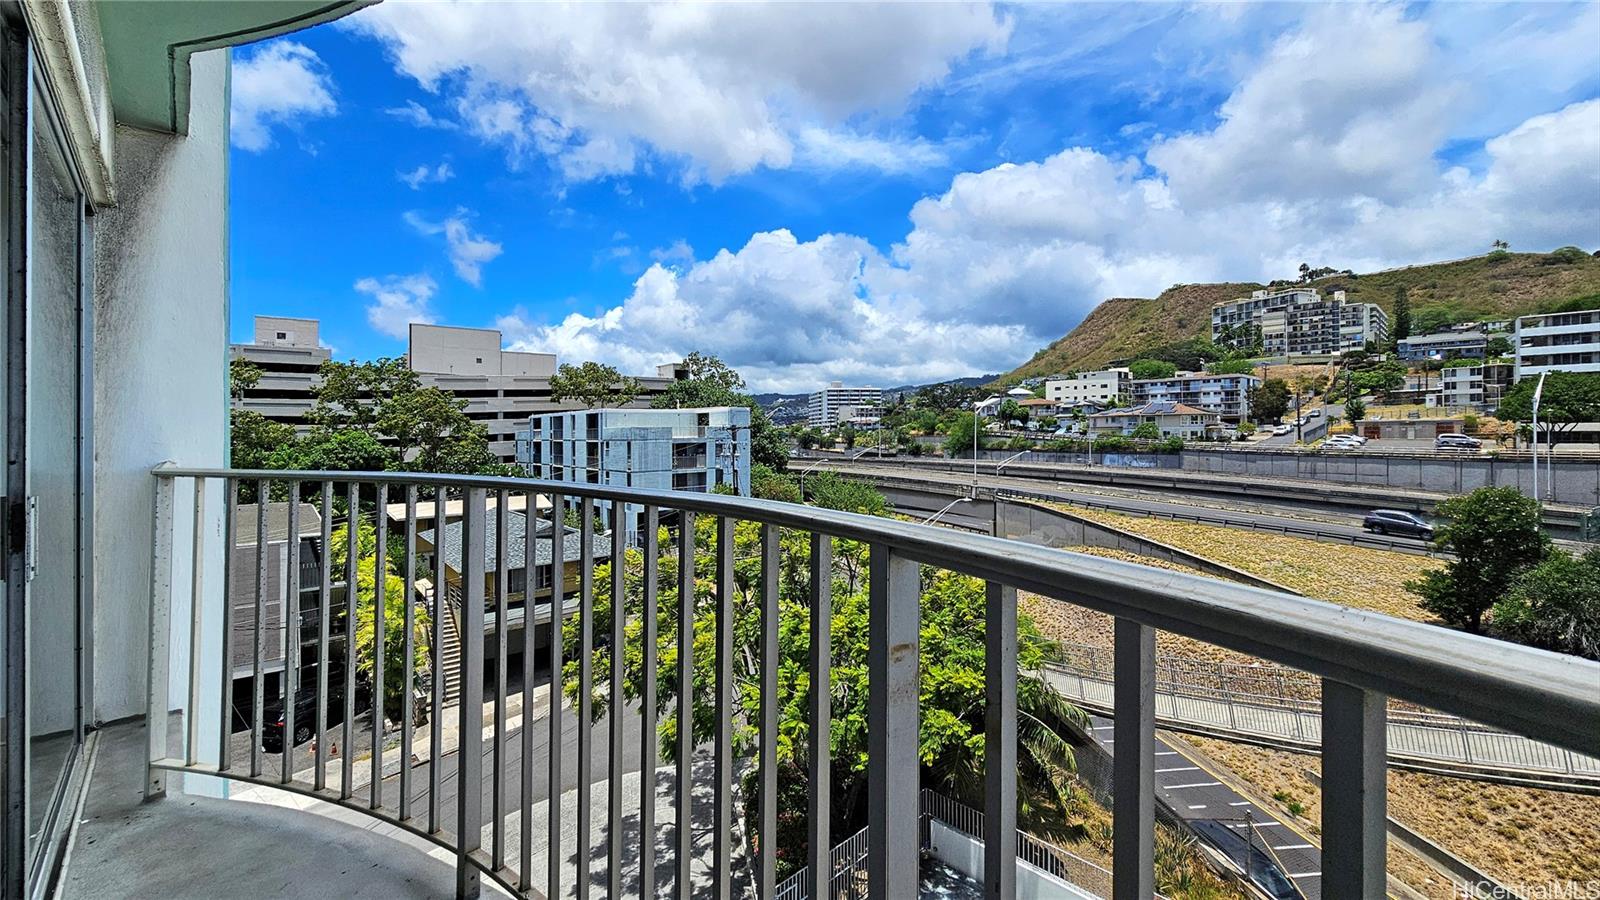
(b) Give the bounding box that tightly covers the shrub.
[1158,436,1185,453]
[1542,246,1588,265]
[1130,421,1161,440]
[1462,413,1479,434]
[1006,435,1034,450]
[1128,358,1178,380]
[1093,434,1131,452]
[1237,422,1257,435]
[1491,549,1600,659]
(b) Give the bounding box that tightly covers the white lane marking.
[1275,843,1314,850]
[1228,801,1250,807]
[1155,751,1180,756]
[1287,872,1322,878]
[1164,782,1222,789]
[1156,766,1199,773]
[1227,822,1287,829]
[1187,804,1207,810]
[1092,725,1114,731]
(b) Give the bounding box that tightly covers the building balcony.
[60,467,1600,899]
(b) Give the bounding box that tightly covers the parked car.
[1272,424,1293,436]
[1306,409,1322,418]
[1434,434,1482,451]
[261,678,370,753]
[1323,437,1361,450]
[1363,509,1434,540]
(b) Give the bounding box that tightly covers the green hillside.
[1002,248,1600,383]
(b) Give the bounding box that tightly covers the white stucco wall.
[90,49,229,726]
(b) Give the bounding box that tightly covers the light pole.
[994,449,1031,477]
[797,446,875,500]
[1531,371,1547,502]
[920,496,972,525]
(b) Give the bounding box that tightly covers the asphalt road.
[828,461,1438,551]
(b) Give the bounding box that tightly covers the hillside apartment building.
[1514,308,1600,378]
[1044,368,1130,408]
[232,317,683,461]
[1212,287,1388,360]
[807,381,883,428]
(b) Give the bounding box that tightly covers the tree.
[1391,285,1412,341]
[1207,358,1256,376]
[230,357,264,400]
[1492,239,1509,251]
[548,361,643,409]
[1484,336,1512,358]
[329,520,432,725]
[1131,421,1161,440]
[943,411,980,458]
[1405,487,1550,633]
[652,352,789,471]
[1495,372,1600,448]
[998,398,1029,424]
[232,411,297,471]
[265,427,394,473]
[1492,549,1600,659]
[749,464,801,504]
[1246,378,1291,423]
[1128,358,1177,380]
[563,492,1091,881]
[1344,397,1366,426]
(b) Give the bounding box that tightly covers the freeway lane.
[822,461,1441,553]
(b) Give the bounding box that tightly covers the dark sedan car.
[1363,509,1434,540]
[261,680,370,753]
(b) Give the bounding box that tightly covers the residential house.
[1087,401,1221,439]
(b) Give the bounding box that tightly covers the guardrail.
[144,467,1600,899]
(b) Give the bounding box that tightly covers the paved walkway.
[1046,667,1600,789]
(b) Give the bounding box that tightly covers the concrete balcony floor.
[59,721,494,899]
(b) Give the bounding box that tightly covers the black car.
[1363,509,1434,540]
[261,680,370,753]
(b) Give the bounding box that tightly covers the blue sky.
[230,2,1600,391]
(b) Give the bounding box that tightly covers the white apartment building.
[1044,368,1131,407]
[1396,329,1490,361]
[1514,308,1600,379]
[231,317,680,461]
[1212,287,1385,359]
[1129,372,1260,421]
[515,407,752,542]
[808,382,882,429]
[1439,361,1514,411]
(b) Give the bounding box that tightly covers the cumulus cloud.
[342,2,1010,183]
[404,210,504,286]
[496,6,1599,392]
[385,99,458,130]
[357,274,438,339]
[231,40,337,151]
[398,161,455,189]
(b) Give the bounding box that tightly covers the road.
[826,461,1439,552]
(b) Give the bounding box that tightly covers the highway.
[820,460,1441,553]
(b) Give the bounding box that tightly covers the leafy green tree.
[1484,336,1512,358]
[1246,378,1291,423]
[652,352,789,471]
[563,496,1089,879]
[1128,358,1177,379]
[1492,549,1600,659]
[307,357,419,433]
[943,411,981,458]
[1207,358,1256,376]
[1344,397,1366,427]
[749,464,801,503]
[1391,285,1412,341]
[802,471,888,516]
[1495,372,1600,448]
[230,357,264,400]
[232,411,297,471]
[329,521,432,724]
[1131,421,1161,440]
[1405,487,1550,633]
[265,428,394,473]
[840,425,857,449]
[548,361,643,409]
[998,398,1029,424]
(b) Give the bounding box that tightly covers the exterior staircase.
[419,578,464,708]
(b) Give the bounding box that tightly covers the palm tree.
[1492,239,1509,251]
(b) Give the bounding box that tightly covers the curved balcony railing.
[142,466,1600,900]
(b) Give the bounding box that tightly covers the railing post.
[713,516,734,898]
[145,469,177,800]
[757,524,780,900]
[1112,618,1154,900]
[984,583,1017,900]
[456,488,486,900]
[1322,679,1386,900]
[808,533,833,900]
[867,545,919,900]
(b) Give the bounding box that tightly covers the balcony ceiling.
[97,0,373,133]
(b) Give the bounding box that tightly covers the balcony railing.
[143,466,1600,899]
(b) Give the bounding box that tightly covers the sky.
[229,1,1600,393]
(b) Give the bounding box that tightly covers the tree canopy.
[548,361,643,409]
[1246,378,1290,423]
[1495,372,1600,447]
[1128,358,1178,380]
[652,351,789,471]
[1406,487,1550,633]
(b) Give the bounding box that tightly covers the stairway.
[420,579,464,708]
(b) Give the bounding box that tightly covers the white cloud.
[343,2,1010,183]
[649,240,695,267]
[231,41,337,151]
[357,274,438,339]
[386,99,458,130]
[404,209,504,286]
[398,162,455,189]
[494,7,1599,392]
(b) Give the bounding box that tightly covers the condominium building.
[1129,372,1260,421]
[1514,308,1600,378]
[1044,368,1131,407]
[514,407,752,541]
[1396,330,1490,361]
[1439,361,1514,411]
[1212,288,1385,359]
[231,317,681,461]
[807,382,882,429]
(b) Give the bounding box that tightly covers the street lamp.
[797,445,875,499]
[994,448,1032,476]
[1531,371,1547,502]
[920,496,972,525]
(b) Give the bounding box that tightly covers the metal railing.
[1049,643,1600,784]
[143,466,1600,900]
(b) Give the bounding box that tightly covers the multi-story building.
[1514,308,1600,378]
[1396,330,1489,361]
[515,407,752,542]
[1129,372,1260,421]
[231,317,680,461]
[1044,368,1131,408]
[807,382,882,429]
[1213,288,1385,360]
[1439,360,1514,411]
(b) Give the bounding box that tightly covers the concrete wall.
[926,820,1098,900]
[90,49,230,725]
